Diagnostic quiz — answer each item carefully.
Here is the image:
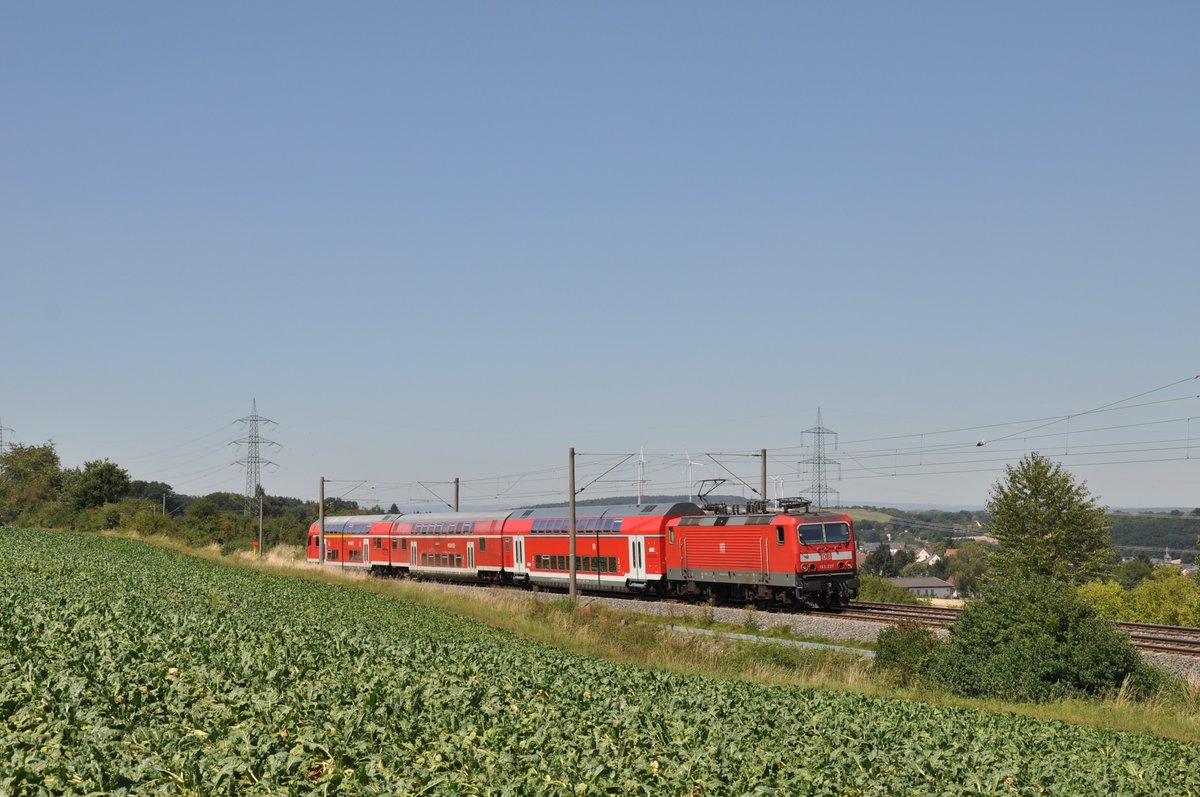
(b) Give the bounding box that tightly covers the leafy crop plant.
[1,528,1198,795]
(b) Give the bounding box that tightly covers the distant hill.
[1109,511,1200,560]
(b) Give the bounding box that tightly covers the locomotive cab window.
[824,522,851,543]
[776,526,785,545]
[798,524,825,545]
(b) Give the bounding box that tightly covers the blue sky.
[3,3,1198,510]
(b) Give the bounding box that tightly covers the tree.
[864,546,897,577]
[986,453,1114,585]
[0,442,63,522]
[945,541,989,597]
[125,480,174,502]
[1114,555,1153,590]
[892,548,917,571]
[66,460,131,511]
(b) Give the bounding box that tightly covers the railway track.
[844,601,1200,658]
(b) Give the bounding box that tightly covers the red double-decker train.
[307,499,858,606]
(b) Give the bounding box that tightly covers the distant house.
[913,548,941,566]
[889,577,956,599]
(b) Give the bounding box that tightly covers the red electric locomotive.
[664,498,858,606]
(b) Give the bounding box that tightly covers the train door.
[362,538,370,567]
[512,538,527,579]
[467,541,476,571]
[628,535,647,581]
[410,541,418,568]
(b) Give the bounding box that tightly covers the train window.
[668,527,674,544]
[714,517,728,526]
[505,539,511,552]
[520,510,534,518]
[798,525,825,545]
[641,505,658,513]
[479,537,486,551]
[612,519,623,533]
[456,555,463,567]
[824,522,851,542]
[776,526,785,545]
[373,538,382,549]
[609,556,617,572]
[328,549,338,561]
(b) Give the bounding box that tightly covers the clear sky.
[3,2,1198,511]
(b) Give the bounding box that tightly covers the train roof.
[510,502,704,520]
[317,514,402,526]
[315,514,401,533]
[394,510,513,524]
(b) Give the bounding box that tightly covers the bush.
[927,575,1170,702]
[873,621,943,686]
[857,573,930,605]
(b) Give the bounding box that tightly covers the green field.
[2,529,1198,795]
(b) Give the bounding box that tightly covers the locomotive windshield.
[798,524,825,544]
[824,522,850,542]
[798,522,851,544]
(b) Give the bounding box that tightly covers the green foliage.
[1125,569,1200,626]
[863,546,897,576]
[928,576,1169,702]
[1076,580,1126,620]
[944,541,990,597]
[1081,569,1200,626]
[873,622,943,686]
[1115,555,1154,590]
[857,573,930,605]
[64,459,131,511]
[987,453,1115,585]
[2,529,1199,795]
[0,442,62,522]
